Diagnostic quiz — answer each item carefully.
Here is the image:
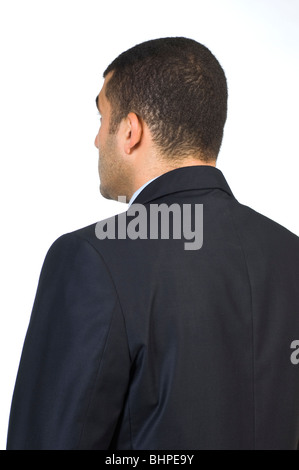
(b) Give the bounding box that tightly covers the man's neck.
[130,159,216,199]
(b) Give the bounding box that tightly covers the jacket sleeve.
[6,232,131,450]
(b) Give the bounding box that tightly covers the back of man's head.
[103,37,228,162]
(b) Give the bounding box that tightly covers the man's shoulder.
[40,222,119,287]
[231,199,298,238]
[229,199,299,259]
[46,222,98,255]
[46,214,126,262]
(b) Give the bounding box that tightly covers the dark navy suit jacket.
[6,166,299,449]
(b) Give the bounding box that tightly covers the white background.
[0,0,298,449]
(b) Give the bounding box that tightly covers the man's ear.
[123,112,143,154]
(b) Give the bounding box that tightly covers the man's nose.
[94,133,99,149]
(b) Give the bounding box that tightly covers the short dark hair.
[103,37,228,162]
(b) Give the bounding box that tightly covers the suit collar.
[132,165,234,205]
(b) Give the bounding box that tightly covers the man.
[7,37,299,450]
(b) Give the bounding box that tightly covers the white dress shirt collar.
[128,176,159,207]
